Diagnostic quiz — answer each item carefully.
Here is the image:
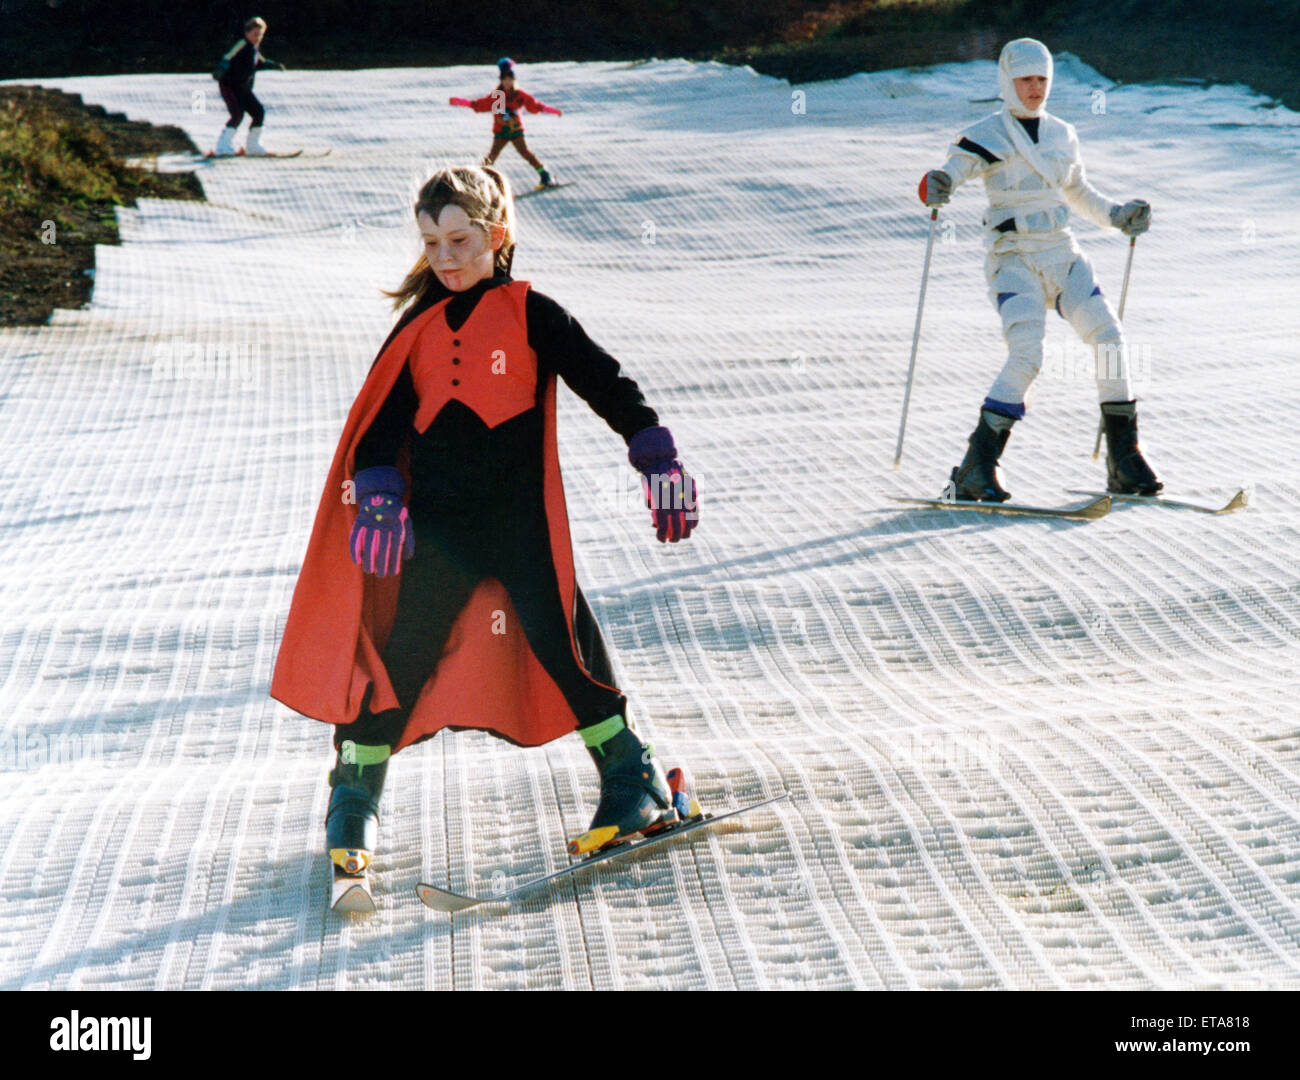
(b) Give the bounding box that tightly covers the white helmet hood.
[998,38,1053,118]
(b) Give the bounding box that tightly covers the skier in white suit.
[919,37,1161,502]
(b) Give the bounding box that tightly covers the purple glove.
[628,426,699,543]
[350,466,414,576]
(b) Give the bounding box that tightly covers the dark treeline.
[0,0,810,77]
[3,0,1298,110]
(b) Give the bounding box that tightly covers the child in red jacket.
[271,166,699,909]
[450,57,562,188]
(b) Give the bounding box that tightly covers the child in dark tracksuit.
[212,16,284,156]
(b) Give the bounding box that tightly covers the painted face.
[1014,75,1048,112]
[418,205,501,292]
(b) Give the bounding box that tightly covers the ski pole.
[893,207,940,469]
[1092,235,1137,460]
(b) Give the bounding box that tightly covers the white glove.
[1109,199,1151,236]
[920,169,952,207]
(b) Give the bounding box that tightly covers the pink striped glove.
[350,466,414,576]
[628,426,698,543]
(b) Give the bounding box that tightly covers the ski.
[1066,488,1249,514]
[415,792,790,913]
[204,149,331,160]
[330,863,375,914]
[888,493,1111,521]
[515,181,574,200]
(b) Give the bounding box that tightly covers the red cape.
[270,281,618,750]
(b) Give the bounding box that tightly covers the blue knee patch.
[982,397,1026,420]
[1091,285,1102,296]
[997,292,1017,309]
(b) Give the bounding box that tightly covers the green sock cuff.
[579,714,626,750]
[340,741,391,771]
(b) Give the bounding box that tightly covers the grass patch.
[0,86,205,327]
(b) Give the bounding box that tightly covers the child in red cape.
[450,57,562,188]
[270,165,699,892]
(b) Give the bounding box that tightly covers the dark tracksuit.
[217,38,276,128]
[344,274,658,749]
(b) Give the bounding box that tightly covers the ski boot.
[244,125,268,157]
[536,166,554,188]
[666,767,702,822]
[214,125,237,157]
[327,740,389,884]
[944,408,1015,502]
[1100,400,1162,495]
[567,715,675,855]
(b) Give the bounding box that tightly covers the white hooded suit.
[939,39,1134,409]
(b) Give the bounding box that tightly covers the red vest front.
[410,282,537,432]
[270,277,612,750]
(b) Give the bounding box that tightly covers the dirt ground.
[0,85,204,327]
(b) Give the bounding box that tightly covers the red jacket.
[464,87,553,136]
[270,281,615,750]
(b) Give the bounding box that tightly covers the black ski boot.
[568,715,674,855]
[1100,400,1162,495]
[326,740,390,875]
[945,409,1015,502]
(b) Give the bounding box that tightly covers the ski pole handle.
[893,207,940,469]
[1092,236,1138,460]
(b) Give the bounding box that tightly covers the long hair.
[384,166,516,312]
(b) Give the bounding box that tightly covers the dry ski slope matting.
[2,59,1299,990]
